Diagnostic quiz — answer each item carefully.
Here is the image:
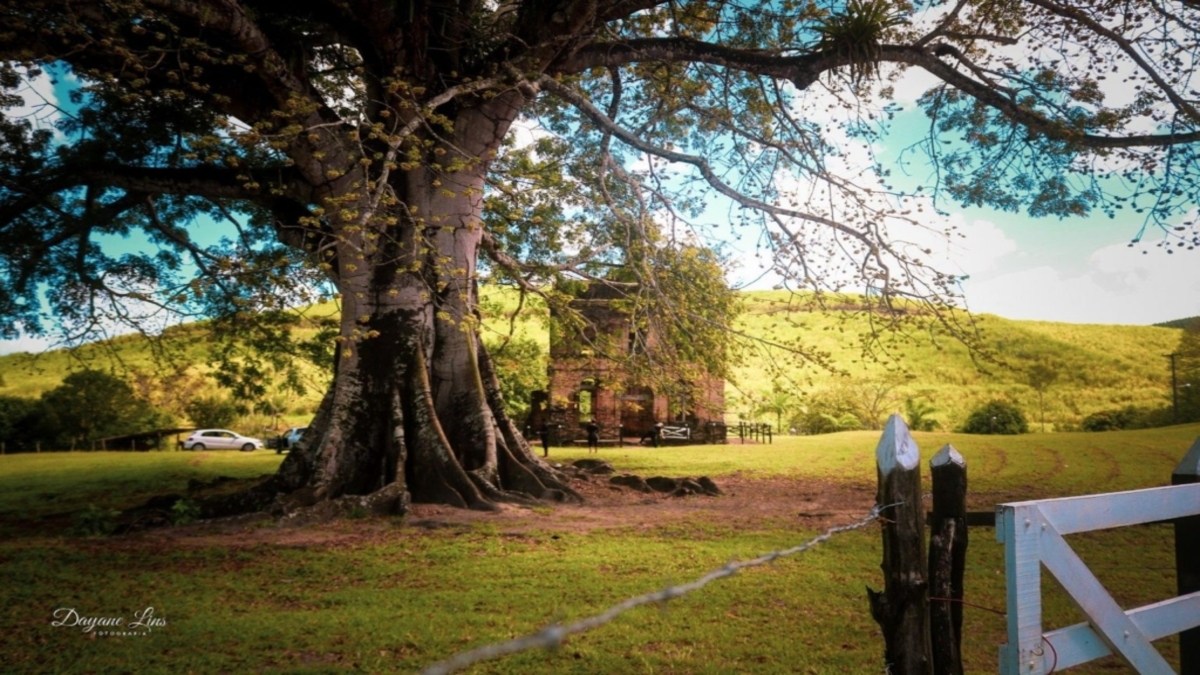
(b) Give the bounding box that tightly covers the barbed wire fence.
[418,502,898,675]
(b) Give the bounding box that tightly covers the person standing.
[586,419,600,453]
[539,423,550,457]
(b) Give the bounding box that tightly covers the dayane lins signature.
[51,607,167,635]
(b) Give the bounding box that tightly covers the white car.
[183,429,263,452]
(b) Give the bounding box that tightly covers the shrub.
[959,400,1029,435]
[72,505,119,537]
[169,499,201,525]
[1081,406,1140,431]
[903,397,939,432]
[792,387,866,435]
[1081,405,1174,431]
[800,411,862,434]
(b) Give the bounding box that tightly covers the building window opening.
[669,395,691,423]
[578,378,596,424]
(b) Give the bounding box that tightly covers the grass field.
[2,423,1197,674]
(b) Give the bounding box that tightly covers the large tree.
[1,0,1198,514]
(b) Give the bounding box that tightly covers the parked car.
[182,429,264,452]
[280,426,307,453]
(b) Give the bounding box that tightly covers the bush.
[903,397,939,432]
[959,400,1029,435]
[169,499,201,525]
[1081,406,1140,431]
[72,505,119,537]
[792,387,865,435]
[1081,405,1174,431]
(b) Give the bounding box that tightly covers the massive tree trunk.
[207,96,580,518]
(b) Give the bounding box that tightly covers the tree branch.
[66,164,312,206]
[912,44,1200,148]
[561,33,1200,150]
[139,0,316,108]
[1022,0,1200,124]
[536,74,882,248]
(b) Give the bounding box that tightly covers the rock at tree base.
[572,459,616,474]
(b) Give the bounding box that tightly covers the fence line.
[417,504,894,675]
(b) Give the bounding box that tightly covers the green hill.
[0,290,1182,433]
[727,291,1179,432]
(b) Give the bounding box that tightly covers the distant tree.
[0,395,37,450]
[756,387,799,433]
[483,337,547,423]
[852,374,912,430]
[960,400,1029,436]
[903,397,939,432]
[184,395,241,430]
[1026,363,1059,432]
[40,370,168,448]
[796,387,865,435]
[127,365,206,423]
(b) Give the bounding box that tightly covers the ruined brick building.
[525,283,725,445]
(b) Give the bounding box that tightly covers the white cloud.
[0,335,55,356]
[888,212,1017,277]
[963,243,1200,324]
[507,116,553,150]
[9,66,69,133]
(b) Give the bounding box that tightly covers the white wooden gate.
[997,483,1200,673]
[660,425,690,440]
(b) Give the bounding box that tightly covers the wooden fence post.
[929,445,967,675]
[869,414,932,675]
[1173,438,1200,675]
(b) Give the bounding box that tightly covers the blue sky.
[874,102,1200,326]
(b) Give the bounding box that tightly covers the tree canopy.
[1,0,1198,513]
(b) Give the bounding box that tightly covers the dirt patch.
[140,473,879,549]
[409,473,876,533]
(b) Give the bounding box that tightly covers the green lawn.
[2,424,1198,674]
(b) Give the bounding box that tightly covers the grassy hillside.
[0,289,1181,432]
[728,291,1180,431]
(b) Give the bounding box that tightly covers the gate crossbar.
[997,482,1200,674]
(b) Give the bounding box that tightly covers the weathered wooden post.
[869,414,932,675]
[929,445,967,675]
[1174,438,1200,675]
